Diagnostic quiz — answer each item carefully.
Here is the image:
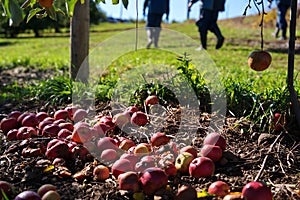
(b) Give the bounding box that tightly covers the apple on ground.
[150,132,170,147]
[179,145,198,159]
[97,137,119,153]
[189,157,215,178]
[100,148,118,163]
[241,181,273,200]
[0,117,18,134]
[6,129,18,140]
[135,156,156,172]
[7,110,22,119]
[131,111,149,126]
[175,184,197,200]
[37,184,57,197]
[208,181,230,197]
[22,114,39,127]
[73,109,88,122]
[145,95,159,106]
[54,109,69,120]
[93,165,110,181]
[119,153,139,169]
[139,167,168,196]
[203,132,226,150]
[118,171,140,193]
[41,190,61,200]
[35,112,49,122]
[119,138,136,151]
[0,180,14,199]
[200,144,223,162]
[64,105,78,121]
[175,152,194,174]
[125,105,139,115]
[42,124,61,137]
[111,158,133,179]
[113,112,131,127]
[17,126,37,140]
[14,190,41,200]
[133,143,150,155]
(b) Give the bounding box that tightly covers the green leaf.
[6,0,24,26]
[46,6,57,20]
[20,0,31,9]
[112,0,119,5]
[26,7,42,22]
[66,0,77,16]
[55,8,65,16]
[122,0,128,9]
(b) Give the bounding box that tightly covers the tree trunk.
[70,0,90,83]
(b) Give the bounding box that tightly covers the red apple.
[65,105,78,121]
[93,123,110,137]
[41,190,61,200]
[14,190,41,200]
[6,129,18,140]
[113,112,131,127]
[99,116,114,128]
[139,167,168,195]
[17,126,37,139]
[175,152,194,174]
[97,137,118,153]
[0,180,14,199]
[241,181,273,200]
[162,160,177,177]
[175,184,197,200]
[46,139,71,160]
[119,153,139,168]
[93,165,110,181]
[208,181,230,197]
[126,105,139,115]
[119,139,136,151]
[135,156,156,172]
[54,109,69,120]
[58,122,74,131]
[42,124,60,137]
[37,184,56,197]
[71,122,92,143]
[0,117,18,134]
[133,143,150,155]
[131,111,148,126]
[73,109,88,122]
[203,132,226,150]
[57,129,73,138]
[201,144,223,162]
[100,148,118,163]
[7,110,22,119]
[111,158,133,178]
[189,157,215,178]
[118,171,140,192]
[179,145,198,159]
[36,112,49,122]
[22,114,39,127]
[145,95,159,106]
[150,132,170,147]
[17,112,31,125]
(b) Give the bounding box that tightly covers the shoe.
[216,37,224,49]
[195,46,205,51]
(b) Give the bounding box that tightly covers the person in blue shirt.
[143,0,170,48]
[188,0,226,50]
[268,0,291,40]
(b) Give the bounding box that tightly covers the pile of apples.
[0,95,273,199]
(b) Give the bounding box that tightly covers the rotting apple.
[125,105,139,115]
[139,167,168,196]
[150,132,170,147]
[189,157,215,178]
[131,111,149,126]
[0,117,18,134]
[133,143,150,155]
[135,156,156,172]
[201,144,223,162]
[46,139,71,160]
[93,165,110,181]
[203,132,226,151]
[175,152,194,174]
[118,171,140,193]
[208,180,230,197]
[241,181,273,200]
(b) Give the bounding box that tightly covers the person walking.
[143,0,170,48]
[268,0,291,40]
[188,0,226,50]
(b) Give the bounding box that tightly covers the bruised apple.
[248,50,272,71]
[175,152,194,174]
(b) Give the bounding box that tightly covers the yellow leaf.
[43,165,54,172]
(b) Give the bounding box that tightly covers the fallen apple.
[54,109,69,121]
[113,112,131,127]
[57,129,72,138]
[6,129,18,140]
[208,180,230,197]
[145,95,159,106]
[200,144,223,162]
[42,124,60,137]
[7,110,22,119]
[131,111,148,126]
[119,138,136,151]
[139,167,168,196]
[41,190,61,200]
[118,171,140,193]
[175,152,194,174]
[36,112,49,122]
[189,157,215,178]
[97,137,119,153]
[37,184,57,197]
[150,132,170,147]
[133,143,150,155]
[179,145,198,159]
[175,184,197,200]
[22,114,39,127]
[100,148,118,163]
[0,180,14,199]
[14,190,41,200]
[73,109,88,122]
[203,132,226,150]
[111,158,133,179]
[93,165,110,181]
[0,117,18,134]
[241,181,273,200]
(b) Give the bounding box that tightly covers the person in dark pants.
[188,0,226,50]
[143,0,170,48]
[268,0,290,40]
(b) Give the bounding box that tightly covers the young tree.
[0,0,128,82]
